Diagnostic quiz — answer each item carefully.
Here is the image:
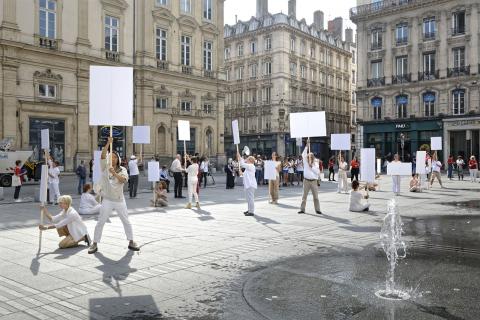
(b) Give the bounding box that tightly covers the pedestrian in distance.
[11,160,26,202]
[337,153,349,194]
[295,155,304,185]
[78,184,101,215]
[39,195,90,249]
[468,155,478,183]
[128,154,141,198]
[200,157,210,188]
[88,137,139,254]
[456,155,465,180]
[254,155,263,186]
[328,157,335,181]
[268,152,281,204]
[48,159,61,205]
[185,155,200,209]
[76,160,87,195]
[298,139,322,215]
[447,155,455,180]
[238,151,257,216]
[170,154,185,198]
[349,180,370,212]
[225,158,235,189]
[350,156,360,182]
[392,154,401,196]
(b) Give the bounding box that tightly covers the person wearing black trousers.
[170,154,185,198]
[328,157,336,181]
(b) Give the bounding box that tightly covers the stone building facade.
[0,0,226,171]
[351,0,480,160]
[223,0,352,159]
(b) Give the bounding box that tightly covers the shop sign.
[445,119,480,127]
[395,123,410,130]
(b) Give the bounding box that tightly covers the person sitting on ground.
[78,184,101,215]
[152,181,168,207]
[39,195,90,249]
[409,174,421,192]
[159,165,170,192]
[349,180,370,212]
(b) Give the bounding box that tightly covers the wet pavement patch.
[440,199,480,210]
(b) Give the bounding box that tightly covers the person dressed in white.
[48,159,61,204]
[128,155,141,198]
[238,153,257,216]
[200,158,209,188]
[349,180,370,212]
[78,184,101,215]
[337,153,348,194]
[409,174,421,192]
[39,195,90,249]
[392,154,401,196]
[186,156,200,209]
[298,139,322,215]
[88,137,139,254]
[429,152,444,188]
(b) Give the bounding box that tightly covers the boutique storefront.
[443,116,480,160]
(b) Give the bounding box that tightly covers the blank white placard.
[377,158,381,174]
[416,151,427,174]
[431,137,442,150]
[148,161,160,182]
[132,126,150,144]
[178,120,190,141]
[387,162,413,176]
[264,161,278,180]
[89,66,133,126]
[232,120,240,145]
[39,165,49,203]
[92,150,103,183]
[41,129,49,150]
[331,134,351,150]
[290,112,326,138]
[360,148,376,183]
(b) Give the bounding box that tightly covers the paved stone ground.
[0,174,479,319]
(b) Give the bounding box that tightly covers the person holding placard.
[225,159,235,189]
[349,180,370,212]
[39,195,90,249]
[469,156,478,182]
[337,153,348,194]
[298,140,322,215]
[88,137,139,254]
[185,156,200,209]
[392,154,401,196]
[429,152,444,188]
[79,184,101,215]
[238,152,257,216]
[268,152,281,204]
[170,154,185,198]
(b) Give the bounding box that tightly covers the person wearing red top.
[328,157,335,181]
[447,155,455,180]
[468,155,478,182]
[11,160,26,202]
[350,156,360,182]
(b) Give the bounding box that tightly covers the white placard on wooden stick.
[178,120,190,141]
[232,120,240,145]
[290,112,326,138]
[264,161,278,181]
[377,159,382,174]
[431,137,442,150]
[360,148,376,183]
[41,129,49,151]
[148,161,160,182]
[132,126,150,144]
[39,165,49,203]
[89,66,133,126]
[415,151,427,174]
[387,162,413,176]
[92,150,103,183]
[331,134,351,151]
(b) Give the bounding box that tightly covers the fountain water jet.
[376,199,410,300]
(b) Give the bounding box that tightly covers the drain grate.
[407,240,480,256]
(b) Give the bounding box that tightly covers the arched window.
[423,92,435,117]
[157,126,166,154]
[371,97,382,120]
[396,95,408,118]
[452,89,465,115]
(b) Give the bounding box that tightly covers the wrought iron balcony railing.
[418,70,439,81]
[367,77,385,88]
[392,73,411,84]
[447,65,470,77]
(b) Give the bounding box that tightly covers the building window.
[39,0,56,38]
[203,0,212,20]
[38,83,56,98]
[290,62,296,76]
[396,23,408,45]
[327,52,333,65]
[352,70,356,84]
[237,43,244,57]
[265,36,272,51]
[336,78,341,90]
[224,47,230,60]
[105,16,119,52]
[336,57,341,68]
[423,17,436,39]
[320,72,325,85]
[300,42,305,55]
[371,97,382,120]
[156,28,167,61]
[453,47,465,69]
[371,60,382,79]
[300,65,306,79]
[264,61,272,75]
[250,41,256,54]
[156,0,167,6]
[423,51,436,74]
[290,38,295,52]
[452,11,465,35]
[371,28,382,50]
[203,104,212,114]
[236,66,243,80]
[396,95,408,118]
[181,101,192,112]
[263,87,271,103]
[423,92,435,117]
[452,89,465,115]
[396,56,408,76]
[352,50,356,64]
[249,64,257,78]
[156,97,168,109]
[203,41,213,71]
[311,69,316,82]
[225,68,230,81]
[181,35,191,65]
[180,0,191,14]
[310,46,315,58]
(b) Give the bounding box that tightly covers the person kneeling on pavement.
[39,195,91,249]
[349,180,370,212]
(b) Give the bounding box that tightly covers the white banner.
[290,112,326,138]
[360,148,376,183]
[415,151,427,174]
[89,66,133,126]
[232,120,240,145]
[92,150,103,183]
[331,134,351,151]
[431,137,442,150]
[263,161,278,180]
[148,161,160,182]
[377,158,382,174]
[178,120,190,141]
[41,129,50,151]
[387,162,413,176]
[132,126,150,144]
[39,165,49,203]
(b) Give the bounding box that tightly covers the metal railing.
[350,0,418,19]
[371,42,383,50]
[203,70,215,78]
[367,77,385,88]
[156,60,169,70]
[392,73,411,84]
[105,50,120,62]
[418,70,439,81]
[38,36,57,49]
[423,32,436,40]
[396,37,408,46]
[447,65,470,77]
[452,27,465,36]
[182,65,192,74]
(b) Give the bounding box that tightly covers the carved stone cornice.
[34,69,63,81]
[200,23,219,35]
[101,0,128,13]
[152,7,175,25]
[178,15,199,33]
[154,84,172,96]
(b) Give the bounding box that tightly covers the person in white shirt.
[268,152,281,204]
[200,158,209,188]
[295,156,304,185]
[349,180,370,212]
[48,159,61,204]
[186,156,200,209]
[456,155,465,180]
[159,165,170,192]
[337,153,348,194]
[429,152,444,188]
[39,195,90,249]
[298,139,322,215]
[170,154,185,198]
[88,137,139,254]
[78,184,101,215]
[128,155,140,198]
[392,154,401,196]
[238,152,257,216]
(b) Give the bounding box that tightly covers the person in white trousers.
[186,156,200,209]
[78,184,101,215]
[392,154,401,196]
[337,153,348,194]
[238,152,257,216]
[88,137,139,254]
[48,159,61,204]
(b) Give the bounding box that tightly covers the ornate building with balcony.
[351,0,480,159]
[224,0,352,158]
[0,0,226,170]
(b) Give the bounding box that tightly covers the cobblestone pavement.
[0,174,479,319]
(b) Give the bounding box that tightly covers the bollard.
[0,187,3,201]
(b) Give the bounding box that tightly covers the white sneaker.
[14,199,21,203]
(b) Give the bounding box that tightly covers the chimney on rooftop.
[345,28,354,43]
[328,17,343,41]
[256,0,268,19]
[313,10,324,31]
[288,0,296,19]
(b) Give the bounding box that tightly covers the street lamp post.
[400,133,405,162]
